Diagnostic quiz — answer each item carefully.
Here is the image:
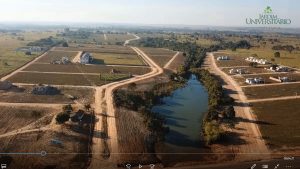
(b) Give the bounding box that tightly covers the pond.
[152,74,209,148]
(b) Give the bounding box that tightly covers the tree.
[222,105,236,119]
[56,112,70,124]
[274,51,281,58]
[128,82,137,91]
[62,104,73,113]
[62,42,69,47]
[204,121,223,145]
[84,104,91,111]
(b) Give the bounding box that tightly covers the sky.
[0,0,299,27]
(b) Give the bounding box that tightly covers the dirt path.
[163,51,180,70]
[89,34,164,167]
[123,33,140,46]
[204,53,270,161]
[72,51,83,63]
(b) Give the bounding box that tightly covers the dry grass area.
[24,63,151,75]
[140,47,177,67]
[243,83,300,99]
[252,99,300,148]
[0,86,94,104]
[115,108,157,165]
[0,106,53,134]
[0,128,89,169]
[36,51,78,63]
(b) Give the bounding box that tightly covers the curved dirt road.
[89,35,164,167]
[205,53,270,161]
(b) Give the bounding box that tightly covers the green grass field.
[140,47,176,67]
[243,83,300,99]
[92,52,146,66]
[252,99,300,148]
[0,31,55,77]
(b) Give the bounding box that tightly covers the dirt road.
[204,53,270,161]
[89,35,164,167]
[164,51,180,70]
[123,33,140,46]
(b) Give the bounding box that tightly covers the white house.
[217,56,230,61]
[80,52,93,64]
[229,68,246,75]
[245,77,264,85]
[245,57,269,65]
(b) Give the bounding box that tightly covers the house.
[217,56,230,61]
[245,57,269,65]
[245,78,256,85]
[276,66,289,72]
[245,77,264,85]
[51,56,70,64]
[80,52,93,64]
[229,68,246,75]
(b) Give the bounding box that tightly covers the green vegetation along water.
[152,75,208,148]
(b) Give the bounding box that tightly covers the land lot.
[106,33,135,44]
[166,52,185,71]
[0,128,89,169]
[234,73,300,85]
[222,66,270,75]
[92,52,146,66]
[243,83,300,99]
[220,48,300,68]
[7,72,129,86]
[0,86,94,104]
[23,63,151,75]
[36,51,78,63]
[54,45,136,54]
[0,31,55,77]
[252,99,300,148]
[0,106,53,134]
[140,47,176,67]
[214,53,250,67]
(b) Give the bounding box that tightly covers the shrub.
[56,112,70,124]
[204,121,223,145]
[62,104,73,113]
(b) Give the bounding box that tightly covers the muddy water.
[152,75,209,165]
